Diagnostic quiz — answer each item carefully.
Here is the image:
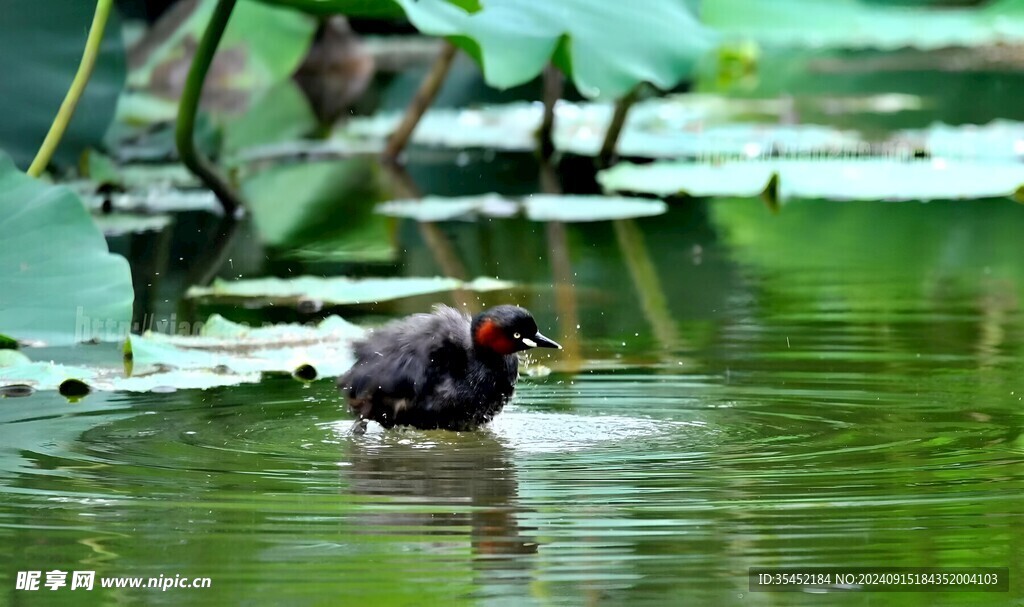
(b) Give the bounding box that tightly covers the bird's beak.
[525,331,561,350]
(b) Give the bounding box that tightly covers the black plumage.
[338,305,560,432]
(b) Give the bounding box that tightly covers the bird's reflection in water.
[344,429,536,573]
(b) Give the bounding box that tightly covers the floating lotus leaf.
[93,213,173,237]
[897,120,1024,162]
[704,0,1024,50]
[0,361,262,393]
[341,96,914,159]
[377,194,666,222]
[377,194,518,222]
[598,159,1024,202]
[131,314,365,379]
[187,276,515,307]
[0,315,366,393]
[74,187,221,215]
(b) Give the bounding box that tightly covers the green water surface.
[2,195,1023,606]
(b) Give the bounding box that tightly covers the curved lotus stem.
[175,0,245,216]
[28,0,114,177]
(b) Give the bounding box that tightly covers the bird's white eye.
[513,332,521,339]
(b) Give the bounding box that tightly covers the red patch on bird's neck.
[474,319,517,355]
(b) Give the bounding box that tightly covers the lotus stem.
[538,64,563,159]
[175,0,244,216]
[382,163,475,312]
[383,41,457,163]
[597,86,640,169]
[546,221,582,370]
[613,219,681,353]
[28,0,114,177]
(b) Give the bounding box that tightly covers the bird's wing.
[340,307,470,413]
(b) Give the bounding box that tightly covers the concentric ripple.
[1,358,1022,604]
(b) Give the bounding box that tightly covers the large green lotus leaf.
[0,0,125,169]
[0,154,133,345]
[280,225,396,263]
[127,0,316,114]
[187,276,514,306]
[377,194,666,222]
[222,80,318,156]
[240,157,395,262]
[0,315,365,392]
[598,159,1024,202]
[242,158,392,253]
[703,0,1024,50]
[342,96,868,157]
[395,0,717,99]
